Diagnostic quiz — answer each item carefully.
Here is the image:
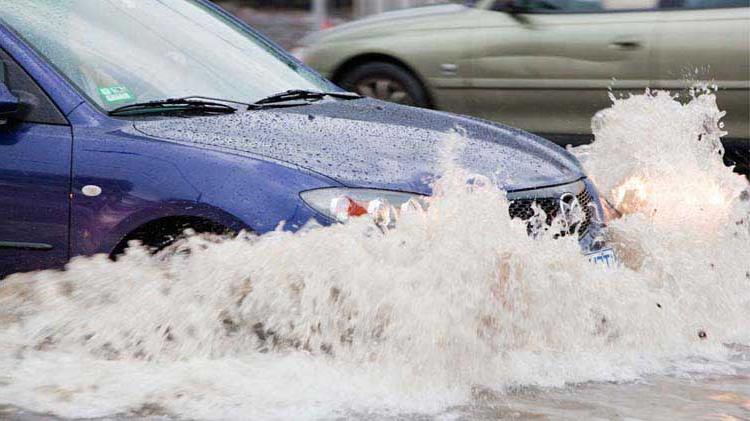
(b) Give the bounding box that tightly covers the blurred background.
[213,0,454,49]
[212,0,749,176]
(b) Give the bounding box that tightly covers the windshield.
[0,0,335,111]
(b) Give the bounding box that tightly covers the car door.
[652,0,750,141]
[468,0,661,143]
[0,47,72,277]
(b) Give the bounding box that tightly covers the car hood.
[132,99,584,194]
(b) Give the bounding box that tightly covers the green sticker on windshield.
[98,86,134,104]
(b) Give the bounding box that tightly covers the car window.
[502,0,659,12]
[0,48,67,125]
[0,0,335,113]
[660,0,749,8]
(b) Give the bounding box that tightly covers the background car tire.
[339,62,430,108]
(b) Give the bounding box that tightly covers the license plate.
[586,248,617,267]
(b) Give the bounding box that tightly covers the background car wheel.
[339,62,430,108]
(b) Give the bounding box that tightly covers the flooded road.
[0,90,748,420]
[5,367,750,420]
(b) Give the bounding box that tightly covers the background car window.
[522,0,601,11]
[512,0,658,11]
[0,48,67,125]
[660,0,749,8]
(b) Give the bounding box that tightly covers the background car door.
[467,0,661,143]
[0,48,71,277]
[652,0,750,141]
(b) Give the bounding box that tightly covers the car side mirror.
[495,0,525,12]
[0,81,20,124]
[494,0,531,23]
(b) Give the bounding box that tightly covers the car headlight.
[300,188,427,227]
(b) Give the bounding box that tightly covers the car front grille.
[509,187,594,238]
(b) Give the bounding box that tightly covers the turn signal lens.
[330,196,368,221]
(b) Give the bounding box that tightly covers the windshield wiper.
[108,96,243,117]
[252,89,361,107]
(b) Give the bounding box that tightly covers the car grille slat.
[509,187,594,239]
[576,188,594,238]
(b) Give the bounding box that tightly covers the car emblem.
[559,193,583,227]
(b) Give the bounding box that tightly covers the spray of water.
[0,90,748,419]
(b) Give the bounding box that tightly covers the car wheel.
[152,230,233,262]
[110,216,234,259]
[339,62,430,108]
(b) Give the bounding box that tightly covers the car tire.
[339,62,430,108]
[110,217,234,259]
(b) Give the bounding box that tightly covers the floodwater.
[0,90,749,420]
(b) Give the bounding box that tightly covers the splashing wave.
[0,91,748,420]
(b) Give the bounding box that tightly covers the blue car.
[0,0,611,278]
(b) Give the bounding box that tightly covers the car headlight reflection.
[599,196,622,223]
[300,188,427,228]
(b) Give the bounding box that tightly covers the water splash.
[0,91,748,420]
